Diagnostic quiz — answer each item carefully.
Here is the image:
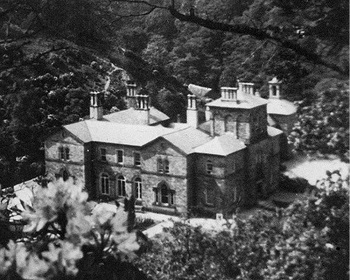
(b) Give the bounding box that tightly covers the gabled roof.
[161,126,212,154]
[267,99,297,115]
[206,92,268,109]
[103,107,169,125]
[194,133,246,156]
[63,120,174,146]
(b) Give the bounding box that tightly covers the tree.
[136,170,349,280]
[111,0,348,76]
[289,81,349,161]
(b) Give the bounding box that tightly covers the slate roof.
[267,99,297,115]
[63,120,174,146]
[194,133,246,156]
[267,126,283,137]
[104,107,169,125]
[162,126,212,154]
[206,92,268,109]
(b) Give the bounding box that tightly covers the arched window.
[134,177,142,200]
[100,173,110,195]
[59,146,70,161]
[157,158,163,173]
[117,176,126,197]
[154,183,175,206]
[164,159,169,174]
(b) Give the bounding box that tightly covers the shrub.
[0,178,144,280]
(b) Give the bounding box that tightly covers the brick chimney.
[90,91,103,120]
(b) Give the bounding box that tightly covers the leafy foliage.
[136,171,349,280]
[0,179,144,280]
[289,81,349,161]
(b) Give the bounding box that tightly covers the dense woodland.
[0,1,348,279]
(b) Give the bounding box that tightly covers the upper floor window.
[100,173,110,195]
[134,152,141,167]
[59,147,70,161]
[164,159,169,174]
[116,149,124,164]
[206,160,213,174]
[157,158,163,173]
[100,148,107,162]
[157,158,170,174]
[205,186,215,206]
[117,175,126,197]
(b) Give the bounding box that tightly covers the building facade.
[45,79,284,217]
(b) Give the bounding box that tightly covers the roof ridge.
[83,120,93,142]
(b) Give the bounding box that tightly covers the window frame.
[206,160,213,175]
[164,159,170,174]
[58,146,70,161]
[154,183,175,207]
[116,149,124,164]
[204,186,215,206]
[100,148,107,162]
[134,151,141,167]
[117,175,126,197]
[100,173,110,195]
[157,158,163,173]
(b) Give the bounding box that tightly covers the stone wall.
[91,138,189,214]
[211,105,268,144]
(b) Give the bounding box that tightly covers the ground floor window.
[154,183,175,206]
[117,176,126,197]
[204,186,215,205]
[134,177,142,200]
[100,173,110,195]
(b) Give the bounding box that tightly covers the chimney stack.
[135,94,150,125]
[125,81,137,108]
[221,87,238,102]
[186,94,198,128]
[90,91,103,120]
[268,77,282,99]
[238,81,255,96]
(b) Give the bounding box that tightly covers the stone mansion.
[45,78,296,216]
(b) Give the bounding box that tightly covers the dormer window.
[206,160,213,174]
[59,147,69,161]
